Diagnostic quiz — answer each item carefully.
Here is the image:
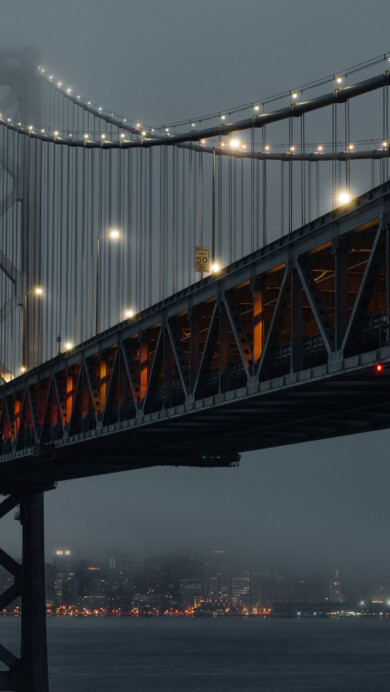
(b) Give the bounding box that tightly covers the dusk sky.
[1,0,390,583]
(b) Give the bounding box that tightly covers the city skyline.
[1,545,386,606]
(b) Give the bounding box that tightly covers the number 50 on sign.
[195,246,210,273]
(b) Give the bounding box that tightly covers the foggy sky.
[1,0,390,582]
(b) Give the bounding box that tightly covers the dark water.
[1,616,390,691]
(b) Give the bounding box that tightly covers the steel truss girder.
[0,182,390,480]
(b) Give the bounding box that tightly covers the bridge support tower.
[0,489,50,692]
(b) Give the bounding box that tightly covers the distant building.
[45,563,56,606]
[296,576,310,603]
[204,550,232,600]
[180,579,204,607]
[232,568,251,601]
[329,569,345,603]
[54,548,77,605]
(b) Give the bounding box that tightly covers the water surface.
[1,616,390,691]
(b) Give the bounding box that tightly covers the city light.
[230,138,241,150]
[382,141,389,148]
[211,262,222,274]
[254,105,260,111]
[291,92,298,99]
[336,76,343,84]
[64,342,73,351]
[34,286,44,295]
[375,363,383,373]
[221,115,226,120]
[124,308,135,319]
[20,367,26,374]
[108,228,120,240]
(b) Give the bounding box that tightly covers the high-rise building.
[54,548,77,605]
[296,576,310,603]
[329,569,344,603]
[204,550,232,600]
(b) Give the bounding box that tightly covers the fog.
[1,0,390,584]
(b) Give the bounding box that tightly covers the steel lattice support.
[0,490,50,692]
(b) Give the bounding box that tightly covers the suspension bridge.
[1,47,390,690]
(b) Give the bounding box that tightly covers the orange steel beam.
[253,283,264,364]
[140,339,149,402]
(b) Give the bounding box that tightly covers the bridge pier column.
[0,490,49,692]
[19,492,49,692]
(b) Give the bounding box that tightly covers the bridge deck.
[1,182,390,486]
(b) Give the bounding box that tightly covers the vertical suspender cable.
[300,115,305,227]
[148,148,153,306]
[240,158,244,257]
[172,147,177,293]
[288,116,293,234]
[262,126,267,245]
[228,153,232,263]
[280,161,284,237]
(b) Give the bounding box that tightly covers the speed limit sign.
[195,246,210,273]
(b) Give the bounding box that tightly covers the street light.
[337,190,352,205]
[96,229,121,334]
[18,286,44,372]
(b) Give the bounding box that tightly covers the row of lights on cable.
[39,55,390,134]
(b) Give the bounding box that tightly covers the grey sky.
[1,0,390,582]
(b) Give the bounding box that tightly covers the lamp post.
[18,286,44,373]
[96,228,120,335]
[210,139,240,275]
